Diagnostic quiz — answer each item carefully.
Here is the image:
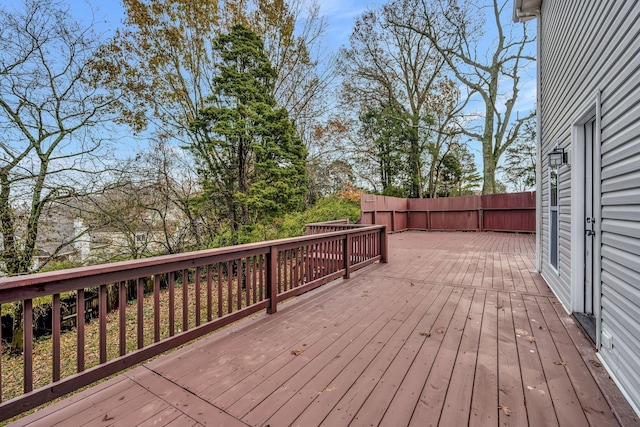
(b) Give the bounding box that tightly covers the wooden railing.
[305,219,370,235]
[360,192,535,233]
[0,223,387,421]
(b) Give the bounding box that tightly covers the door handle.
[585,229,595,236]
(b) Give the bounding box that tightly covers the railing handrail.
[0,224,385,299]
[0,221,388,421]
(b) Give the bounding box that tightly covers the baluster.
[245,258,251,306]
[259,255,264,301]
[169,272,175,336]
[217,262,223,317]
[252,256,257,303]
[52,293,61,382]
[23,299,33,393]
[182,269,188,332]
[227,261,233,314]
[196,267,201,327]
[119,281,126,356]
[99,285,107,364]
[207,265,213,322]
[237,260,242,311]
[137,278,144,349]
[77,289,85,371]
[153,275,160,343]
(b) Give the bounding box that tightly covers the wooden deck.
[10,232,640,427]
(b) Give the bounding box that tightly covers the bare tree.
[340,0,468,197]
[500,115,536,191]
[242,0,336,143]
[0,0,125,275]
[388,0,535,193]
[108,0,333,152]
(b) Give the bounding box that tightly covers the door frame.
[570,91,602,348]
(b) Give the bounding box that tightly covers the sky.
[4,0,536,187]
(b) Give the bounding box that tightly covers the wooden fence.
[360,192,535,233]
[0,223,387,421]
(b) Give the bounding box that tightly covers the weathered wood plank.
[249,280,437,427]
[496,291,528,425]
[409,288,475,426]
[469,290,499,427]
[210,275,413,409]
[540,296,625,427]
[510,292,559,427]
[437,289,486,426]
[301,284,446,426]
[126,367,247,427]
[378,286,460,426]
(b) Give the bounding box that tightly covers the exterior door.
[577,117,597,342]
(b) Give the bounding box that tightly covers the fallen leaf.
[515,328,529,336]
[527,336,536,343]
[589,359,602,368]
[436,328,444,334]
[554,360,567,366]
[334,322,340,326]
[102,414,114,421]
[291,349,304,356]
[498,405,512,416]
[419,331,431,337]
[497,304,504,310]
[538,326,545,330]
[410,282,415,287]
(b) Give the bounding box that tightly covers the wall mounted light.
[548,146,567,167]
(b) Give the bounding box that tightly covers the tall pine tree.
[190,25,307,242]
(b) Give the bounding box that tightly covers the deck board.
[11,232,639,427]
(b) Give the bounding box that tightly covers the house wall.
[538,0,640,413]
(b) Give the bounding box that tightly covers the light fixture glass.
[548,147,567,167]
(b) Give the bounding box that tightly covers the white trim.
[594,90,603,349]
[535,12,542,272]
[548,165,560,274]
[570,92,602,348]
[597,353,640,418]
[541,272,571,314]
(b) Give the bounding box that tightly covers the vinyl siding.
[538,0,640,413]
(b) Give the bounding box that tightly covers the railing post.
[392,211,396,232]
[380,226,389,263]
[267,245,278,314]
[343,234,351,279]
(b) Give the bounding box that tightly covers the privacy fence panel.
[360,192,535,233]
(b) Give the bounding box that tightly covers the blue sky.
[4,0,536,187]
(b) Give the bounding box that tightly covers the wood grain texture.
[10,232,637,427]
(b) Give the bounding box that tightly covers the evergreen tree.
[190,25,307,242]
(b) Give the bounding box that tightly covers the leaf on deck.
[589,359,602,368]
[498,405,512,416]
